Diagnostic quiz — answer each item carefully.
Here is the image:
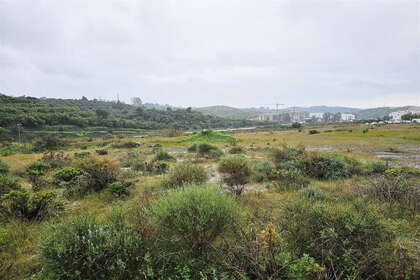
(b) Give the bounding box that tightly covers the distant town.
[249,108,420,124]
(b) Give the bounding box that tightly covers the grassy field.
[0,123,419,279]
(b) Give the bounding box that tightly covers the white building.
[341,113,356,121]
[309,112,324,119]
[389,109,420,121]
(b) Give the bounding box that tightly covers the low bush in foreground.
[0,190,63,221]
[0,160,9,175]
[281,199,399,279]
[162,162,208,188]
[39,215,148,280]
[151,186,242,253]
[0,174,21,197]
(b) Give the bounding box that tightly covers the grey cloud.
[0,0,418,108]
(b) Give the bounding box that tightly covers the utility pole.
[17,123,22,144]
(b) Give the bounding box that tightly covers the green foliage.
[62,157,120,198]
[151,186,242,252]
[187,143,197,152]
[153,150,175,162]
[385,166,420,177]
[111,141,140,149]
[361,175,420,213]
[41,151,71,169]
[162,162,208,188]
[131,159,146,171]
[107,181,132,197]
[228,146,243,154]
[95,149,108,155]
[0,190,63,221]
[52,167,85,183]
[26,160,51,177]
[0,160,9,175]
[302,153,351,179]
[218,155,252,195]
[197,143,223,158]
[0,174,21,197]
[364,161,388,175]
[269,169,310,191]
[281,199,394,279]
[74,151,90,158]
[308,129,319,135]
[251,160,276,182]
[298,185,326,201]
[183,130,240,143]
[0,93,257,133]
[39,214,148,280]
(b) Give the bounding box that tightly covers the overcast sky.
[0,0,419,108]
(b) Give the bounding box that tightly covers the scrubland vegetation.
[0,125,419,279]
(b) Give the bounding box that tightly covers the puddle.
[308,145,337,151]
[375,152,420,160]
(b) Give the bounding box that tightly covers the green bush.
[0,160,9,175]
[25,160,50,177]
[95,149,108,155]
[270,169,309,191]
[228,147,243,154]
[153,150,176,162]
[151,186,242,253]
[218,155,252,196]
[74,151,90,158]
[298,185,326,201]
[131,159,146,171]
[364,161,387,175]
[162,162,208,188]
[252,160,276,182]
[1,190,63,221]
[111,141,140,149]
[41,151,71,169]
[197,143,223,158]
[39,215,148,280]
[52,167,85,183]
[281,199,394,279]
[76,157,119,192]
[301,153,350,180]
[361,175,420,213]
[0,174,21,197]
[107,181,132,197]
[187,143,197,152]
[309,130,319,135]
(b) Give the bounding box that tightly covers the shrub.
[75,157,119,192]
[1,190,64,221]
[218,155,252,196]
[25,160,50,177]
[111,141,140,149]
[229,147,243,154]
[252,160,276,182]
[107,181,132,197]
[39,214,148,280]
[281,199,394,279]
[131,160,146,171]
[309,130,319,135]
[154,150,176,162]
[151,186,242,252]
[95,149,108,155]
[74,151,90,158]
[52,167,85,183]
[0,174,21,197]
[221,222,324,279]
[360,175,420,213]
[33,136,65,151]
[187,143,197,152]
[301,153,350,179]
[298,185,326,201]
[0,160,9,175]
[162,162,208,188]
[197,143,223,158]
[269,169,309,190]
[41,151,71,169]
[364,161,388,175]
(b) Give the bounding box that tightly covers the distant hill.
[0,93,260,132]
[194,106,259,119]
[195,105,419,120]
[356,106,420,120]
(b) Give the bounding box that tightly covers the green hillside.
[0,94,260,137]
[194,106,259,119]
